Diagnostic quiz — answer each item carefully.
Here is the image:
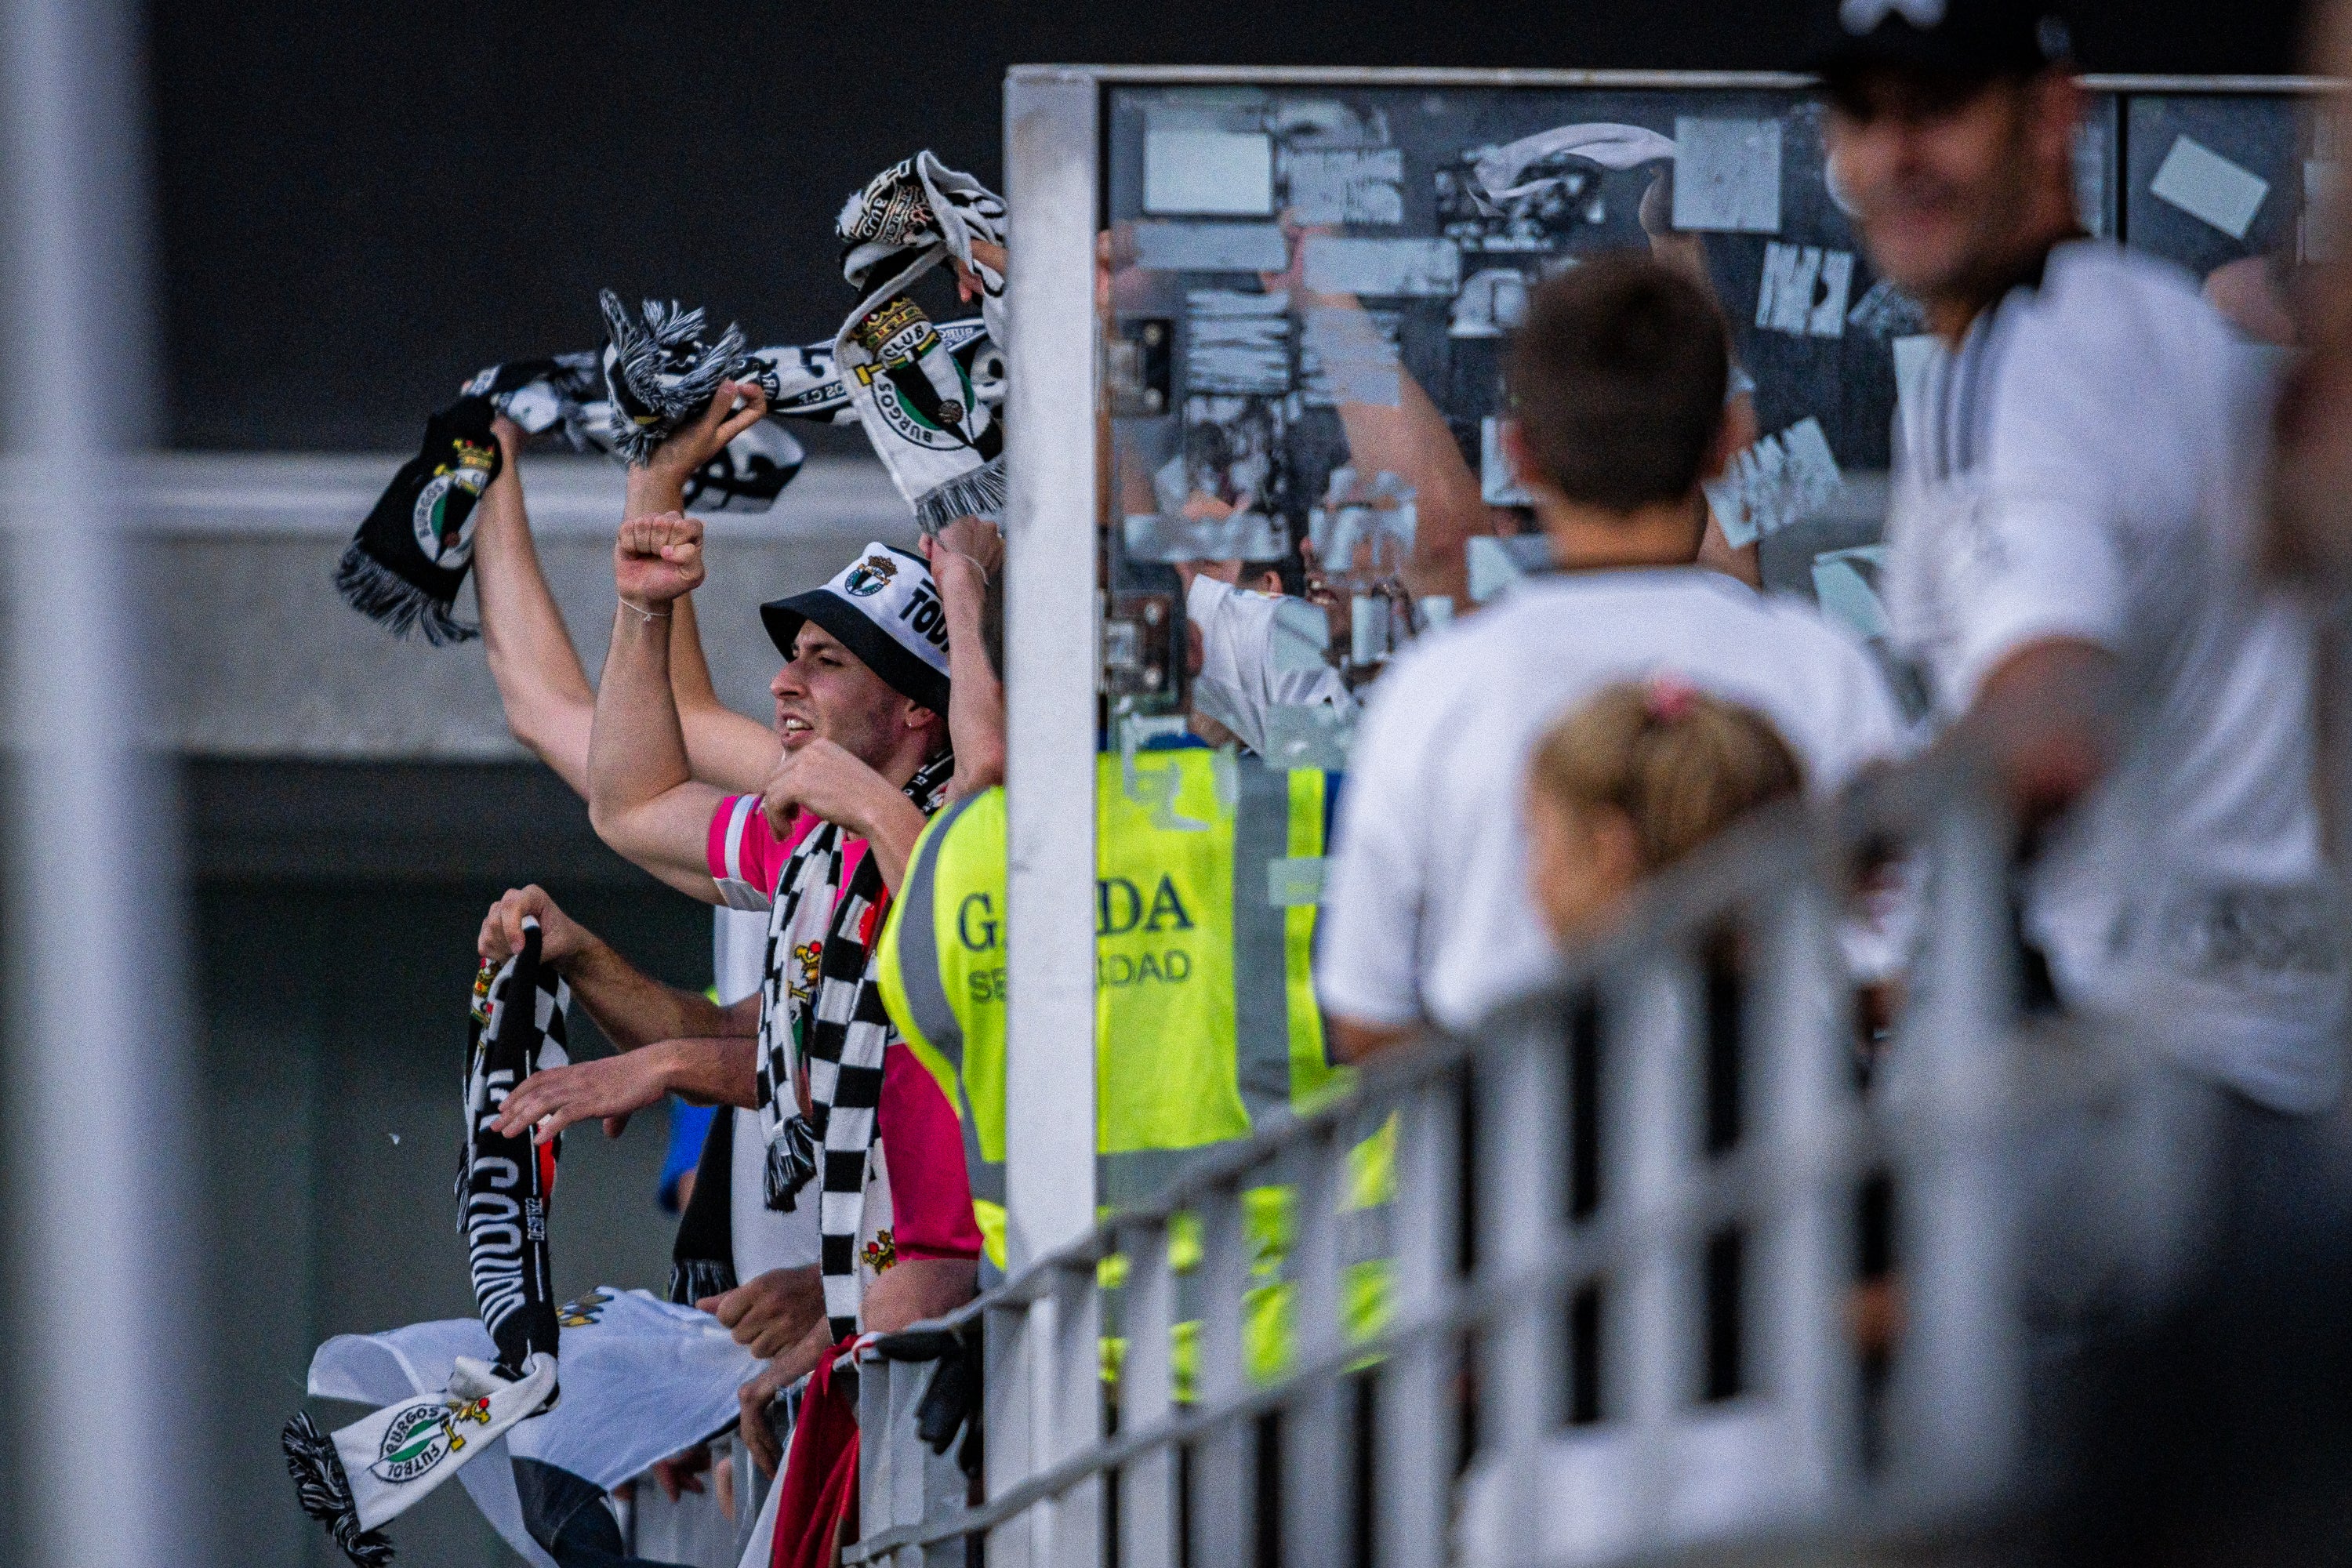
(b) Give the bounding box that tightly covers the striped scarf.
[757,750,956,1340]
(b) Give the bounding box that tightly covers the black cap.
[1806,0,2073,82]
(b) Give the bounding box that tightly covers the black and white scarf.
[757,750,957,1340]
[457,919,569,1376]
[833,152,1011,531]
[281,922,569,1565]
[336,303,1005,641]
[332,395,503,645]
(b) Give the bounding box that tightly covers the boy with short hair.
[1319,254,1907,1056]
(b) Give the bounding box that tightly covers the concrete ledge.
[112,452,912,760]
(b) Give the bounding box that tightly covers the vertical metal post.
[0,2,193,1566]
[1751,877,1855,1509]
[1889,789,2018,1508]
[1190,1180,1253,1567]
[1612,954,1700,1526]
[1002,64,1102,1568]
[1118,1214,1179,1568]
[1282,1127,1347,1565]
[1379,1075,1460,1568]
[1480,1018,1566,1450]
[985,1298,1043,1568]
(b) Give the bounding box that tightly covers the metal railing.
[832,746,2118,1568]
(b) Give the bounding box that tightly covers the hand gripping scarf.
[335,292,1002,641]
[832,152,1011,532]
[757,750,957,1341]
[281,920,569,1565]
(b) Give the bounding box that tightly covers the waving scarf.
[281,923,568,1564]
[756,750,957,1341]
[306,1289,758,1568]
[334,296,1006,640]
[831,152,1011,532]
[332,396,504,644]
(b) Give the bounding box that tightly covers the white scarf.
[831,152,1011,531]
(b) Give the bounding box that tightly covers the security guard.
[878,746,1390,1386]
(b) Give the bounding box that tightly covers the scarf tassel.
[764,1112,822,1212]
[667,1257,735,1308]
[281,1411,397,1567]
[912,455,1007,535]
[333,541,479,646]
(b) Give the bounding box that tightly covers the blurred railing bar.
[0,1,197,1566]
[848,741,2020,1566]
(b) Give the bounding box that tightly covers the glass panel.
[2125,91,2332,325]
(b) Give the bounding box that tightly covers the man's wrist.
[552,928,609,980]
[624,468,687,517]
[859,777,927,843]
[931,551,987,601]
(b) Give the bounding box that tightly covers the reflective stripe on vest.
[880,753,1331,1273]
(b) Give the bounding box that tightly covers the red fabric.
[771,1341,862,1568]
[879,1045,983,1260]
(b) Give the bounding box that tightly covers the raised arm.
[1642,173,1762,588]
[588,513,735,898]
[1261,231,1486,608]
[474,410,779,795]
[624,379,787,791]
[920,516,1006,800]
[670,594,784,793]
[475,416,600,793]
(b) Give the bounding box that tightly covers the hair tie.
[1646,673,1699,724]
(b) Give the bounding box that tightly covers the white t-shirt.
[713,906,819,1279]
[1319,568,1907,1033]
[1187,573,1355,755]
[1882,239,2345,1112]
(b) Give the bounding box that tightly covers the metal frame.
[988,63,2332,1568]
[852,749,2063,1568]
[993,59,2338,1287]
[1001,66,1108,1568]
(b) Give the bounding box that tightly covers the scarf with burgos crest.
[751,749,957,1341]
[335,282,1005,642]
[833,151,1010,533]
[281,921,569,1565]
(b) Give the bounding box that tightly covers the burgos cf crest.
[558,1288,613,1327]
[368,1393,494,1484]
[412,438,496,570]
[843,554,898,598]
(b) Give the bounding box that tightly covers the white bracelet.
[944,548,991,584]
[619,597,673,622]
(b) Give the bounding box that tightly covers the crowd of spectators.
[395,0,2352,1557]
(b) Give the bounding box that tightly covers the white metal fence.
[830,748,2107,1568]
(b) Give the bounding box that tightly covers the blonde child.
[1523,676,1805,946]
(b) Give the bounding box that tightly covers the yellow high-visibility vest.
[879,750,1389,1386]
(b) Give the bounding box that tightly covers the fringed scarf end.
[913,456,1007,534]
[334,543,478,646]
[282,1411,396,1567]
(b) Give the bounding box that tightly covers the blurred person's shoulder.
[2000,241,2238,399]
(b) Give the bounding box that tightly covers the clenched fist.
[615,512,706,606]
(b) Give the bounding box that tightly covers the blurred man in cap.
[1815,5,2352,1557]
[1818,0,2344,1112]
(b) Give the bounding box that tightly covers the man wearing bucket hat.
[480,506,1002,1474]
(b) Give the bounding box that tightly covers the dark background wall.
[149,0,2312,450]
[187,764,714,1566]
